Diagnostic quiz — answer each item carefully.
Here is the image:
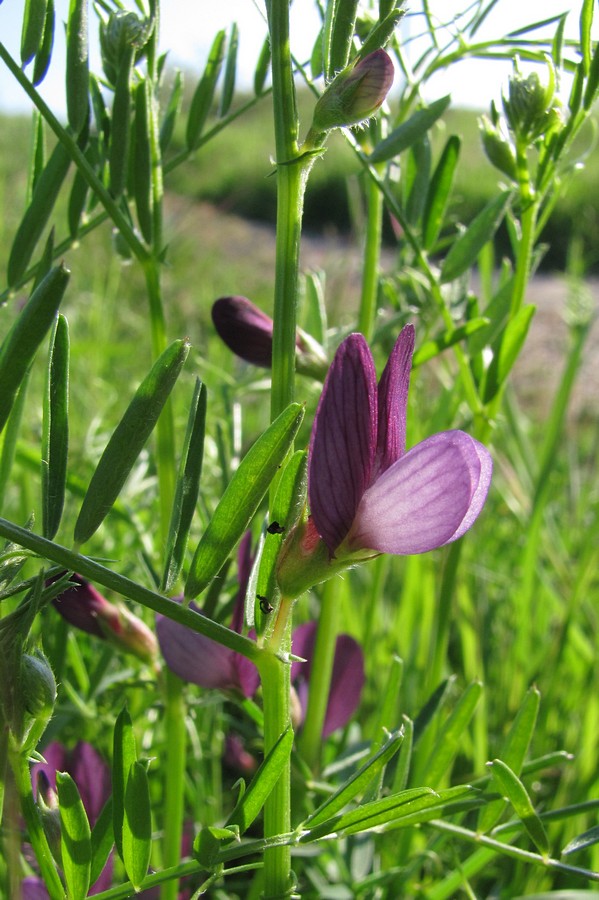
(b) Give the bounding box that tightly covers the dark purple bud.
[51,573,158,663]
[212,295,275,367]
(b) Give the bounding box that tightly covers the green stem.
[9,746,65,899]
[0,518,260,662]
[142,258,175,547]
[357,169,384,341]
[266,0,304,423]
[160,670,187,900]
[258,647,293,899]
[297,580,339,770]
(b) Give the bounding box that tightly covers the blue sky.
[0,1,593,116]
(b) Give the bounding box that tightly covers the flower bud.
[52,574,158,663]
[100,10,153,85]
[35,771,62,862]
[479,115,517,181]
[20,651,57,720]
[502,60,557,141]
[212,296,329,378]
[310,49,394,134]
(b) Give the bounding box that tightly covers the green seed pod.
[479,115,517,181]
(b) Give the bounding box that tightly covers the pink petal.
[375,324,415,475]
[349,431,492,555]
[309,334,378,554]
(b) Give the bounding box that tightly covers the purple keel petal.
[156,606,237,690]
[349,431,491,555]
[309,334,378,554]
[375,324,415,475]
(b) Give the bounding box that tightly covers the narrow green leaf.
[0,265,70,435]
[113,706,137,862]
[423,681,483,788]
[74,339,190,545]
[159,69,183,152]
[109,45,135,198]
[330,0,359,72]
[133,80,153,244]
[255,450,307,629]
[305,729,404,828]
[56,771,92,900]
[219,22,238,117]
[302,271,327,346]
[563,824,599,856]
[21,0,48,65]
[478,686,540,834]
[322,0,336,81]
[185,402,304,600]
[482,304,536,403]
[392,716,413,793]
[405,138,431,226]
[7,141,71,286]
[305,787,436,841]
[254,36,271,95]
[66,0,89,133]
[32,0,55,85]
[162,378,207,592]
[28,111,46,201]
[122,760,152,890]
[68,140,96,239]
[89,796,114,888]
[42,314,69,540]
[583,40,599,110]
[440,190,511,284]
[226,726,293,835]
[0,373,31,512]
[552,13,567,73]
[488,759,549,856]
[422,134,460,250]
[310,27,324,80]
[369,95,450,164]
[33,225,55,288]
[186,29,226,151]
[413,319,489,367]
[580,0,594,76]
[413,677,455,745]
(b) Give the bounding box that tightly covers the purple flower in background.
[291,622,364,737]
[28,741,112,896]
[309,326,492,557]
[156,534,259,698]
[50,573,158,663]
[211,295,328,377]
[277,327,492,595]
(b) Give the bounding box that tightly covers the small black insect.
[257,594,274,614]
[267,520,285,535]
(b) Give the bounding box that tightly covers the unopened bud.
[100,10,153,85]
[479,115,517,180]
[36,771,62,862]
[212,296,329,378]
[311,49,394,134]
[21,651,57,720]
[52,574,157,663]
[502,60,557,141]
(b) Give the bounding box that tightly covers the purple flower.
[156,535,260,698]
[291,622,364,737]
[211,295,328,377]
[278,327,492,594]
[29,741,113,895]
[51,573,158,663]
